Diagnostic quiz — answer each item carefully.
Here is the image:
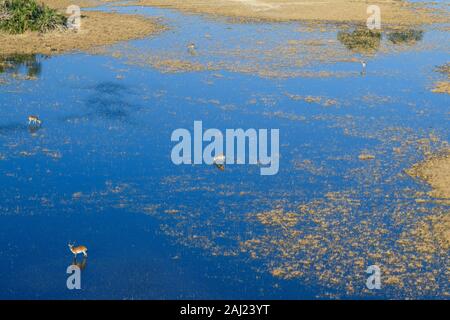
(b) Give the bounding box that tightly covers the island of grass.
[0,0,165,55]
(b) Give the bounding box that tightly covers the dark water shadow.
[86,96,133,120]
[71,256,88,271]
[27,124,43,135]
[93,82,129,95]
[0,121,44,136]
[62,81,142,124]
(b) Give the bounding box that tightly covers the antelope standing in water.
[68,243,88,258]
[28,115,42,126]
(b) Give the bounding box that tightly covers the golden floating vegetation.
[432,82,450,94]
[403,213,450,255]
[285,93,338,107]
[99,33,363,78]
[150,59,206,73]
[239,137,449,297]
[256,209,299,228]
[241,192,449,298]
[432,63,450,94]
[99,20,436,79]
[293,159,332,176]
[358,153,375,161]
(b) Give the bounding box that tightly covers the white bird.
[187,43,197,55]
[361,60,367,75]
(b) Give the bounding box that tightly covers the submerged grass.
[387,29,423,45]
[0,0,66,34]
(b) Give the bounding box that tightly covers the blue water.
[0,4,449,299]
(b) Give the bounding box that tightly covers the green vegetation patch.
[0,0,67,34]
[388,29,423,44]
[337,28,382,53]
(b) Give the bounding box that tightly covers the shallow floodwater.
[0,3,449,299]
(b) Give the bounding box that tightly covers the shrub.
[388,29,424,44]
[337,28,382,53]
[0,0,67,34]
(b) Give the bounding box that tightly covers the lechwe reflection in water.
[71,256,88,271]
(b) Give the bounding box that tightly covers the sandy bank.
[432,82,450,94]
[407,149,450,204]
[0,10,164,55]
[39,0,103,9]
[129,0,445,25]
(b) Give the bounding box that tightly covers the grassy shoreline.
[0,0,165,55]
